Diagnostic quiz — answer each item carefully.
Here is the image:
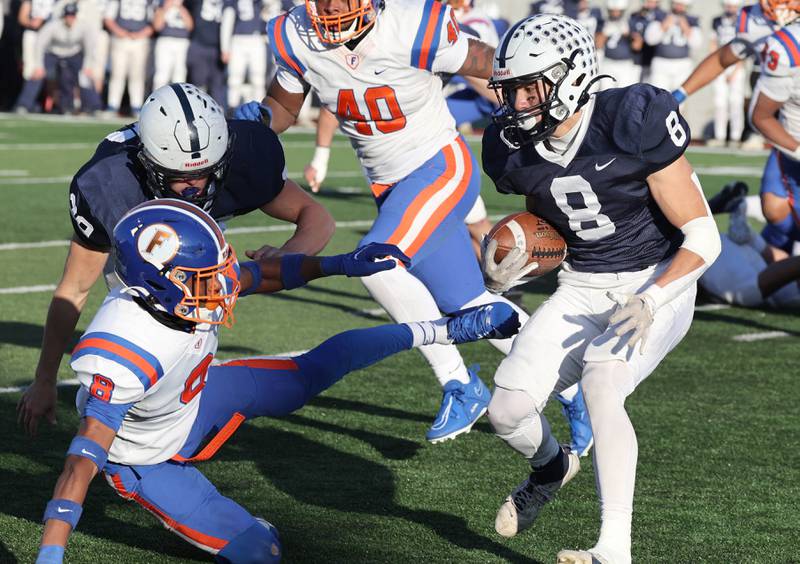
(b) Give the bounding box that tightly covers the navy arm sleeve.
[68,179,112,249]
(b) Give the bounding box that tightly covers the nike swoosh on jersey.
[81,448,97,458]
[594,158,616,171]
[374,68,387,75]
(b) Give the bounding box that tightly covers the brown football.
[486,211,567,277]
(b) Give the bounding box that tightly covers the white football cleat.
[495,447,580,538]
[556,549,609,564]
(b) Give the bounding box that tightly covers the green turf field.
[0,115,797,563]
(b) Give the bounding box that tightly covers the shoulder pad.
[766,28,800,73]
[611,83,689,161]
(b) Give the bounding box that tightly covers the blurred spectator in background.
[709,0,744,148]
[644,0,701,93]
[598,0,639,89]
[187,0,226,109]
[629,0,662,83]
[18,0,56,100]
[221,0,266,110]
[152,0,192,89]
[15,2,101,112]
[104,0,153,115]
[576,0,603,36]
[530,0,569,15]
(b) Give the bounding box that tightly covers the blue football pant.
[103,324,414,562]
[760,148,800,253]
[360,135,487,313]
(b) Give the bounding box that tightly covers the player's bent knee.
[581,361,634,405]
[215,518,281,564]
[487,387,538,436]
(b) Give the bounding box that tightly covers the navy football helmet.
[113,199,240,327]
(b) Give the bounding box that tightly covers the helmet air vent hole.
[160,106,167,116]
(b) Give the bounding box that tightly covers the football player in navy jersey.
[17,82,335,438]
[480,15,720,564]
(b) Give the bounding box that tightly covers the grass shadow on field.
[266,290,386,319]
[0,321,80,350]
[232,423,543,564]
[0,393,213,562]
[0,540,18,564]
[301,283,374,302]
[694,308,800,336]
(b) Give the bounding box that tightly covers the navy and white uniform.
[68,120,287,249]
[221,0,267,108]
[482,84,696,402]
[19,0,56,79]
[576,5,602,37]
[598,13,638,90]
[711,11,745,143]
[629,7,663,82]
[186,0,226,107]
[105,0,153,112]
[75,279,423,558]
[152,0,192,89]
[644,10,702,92]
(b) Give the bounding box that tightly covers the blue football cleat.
[446,302,520,344]
[557,387,594,457]
[426,366,490,443]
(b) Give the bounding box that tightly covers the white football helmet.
[490,14,600,148]
[722,0,742,6]
[607,0,629,10]
[138,83,232,211]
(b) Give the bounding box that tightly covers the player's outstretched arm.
[246,179,335,261]
[676,44,740,100]
[239,243,411,294]
[264,80,306,134]
[751,89,798,154]
[758,255,800,298]
[36,417,116,564]
[19,239,109,437]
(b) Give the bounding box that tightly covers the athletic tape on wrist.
[67,436,108,472]
[43,499,83,529]
[238,261,262,297]
[280,254,307,290]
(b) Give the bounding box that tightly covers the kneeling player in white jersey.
[481,15,720,563]
[33,199,520,564]
[235,0,529,443]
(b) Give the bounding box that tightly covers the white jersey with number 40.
[269,0,470,184]
[72,288,219,466]
[757,22,800,143]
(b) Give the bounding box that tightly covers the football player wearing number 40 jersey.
[237,0,530,444]
[480,15,720,564]
[33,199,520,564]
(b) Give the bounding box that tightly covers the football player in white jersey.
[236,0,530,444]
[33,199,520,564]
[481,14,719,564]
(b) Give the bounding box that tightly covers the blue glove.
[234,101,271,126]
[36,545,64,564]
[321,243,411,278]
[671,87,687,104]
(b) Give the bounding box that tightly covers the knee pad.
[216,518,281,564]
[581,361,635,406]
[487,387,538,437]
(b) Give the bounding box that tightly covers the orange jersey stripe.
[74,337,158,387]
[418,1,444,71]
[110,474,228,551]
[405,137,472,256]
[274,14,304,77]
[386,143,457,255]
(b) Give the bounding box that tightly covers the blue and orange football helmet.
[305,0,384,44]
[113,199,240,327]
[761,0,800,25]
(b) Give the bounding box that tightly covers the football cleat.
[728,200,753,245]
[445,302,520,344]
[495,446,580,538]
[557,387,594,457]
[557,549,610,564]
[708,180,749,215]
[426,366,490,443]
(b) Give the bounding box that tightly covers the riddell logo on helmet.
[184,159,209,168]
[494,68,512,77]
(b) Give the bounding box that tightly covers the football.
[486,211,567,277]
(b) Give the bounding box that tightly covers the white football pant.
[647,57,693,93]
[21,29,40,79]
[227,34,267,109]
[153,36,189,90]
[107,36,150,111]
[599,59,639,91]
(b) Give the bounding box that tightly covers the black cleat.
[708,181,749,215]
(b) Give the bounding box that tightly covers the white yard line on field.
[732,331,791,342]
[694,303,731,312]
[0,170,362,186]
[0,170,28,176]
[0,284,56,294]
[692,166,762,177]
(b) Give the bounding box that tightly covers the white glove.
[481,237,539,294]
[607,291,656,354]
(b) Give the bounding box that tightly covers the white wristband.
[642,283,667,311]
[310,145,330,171]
